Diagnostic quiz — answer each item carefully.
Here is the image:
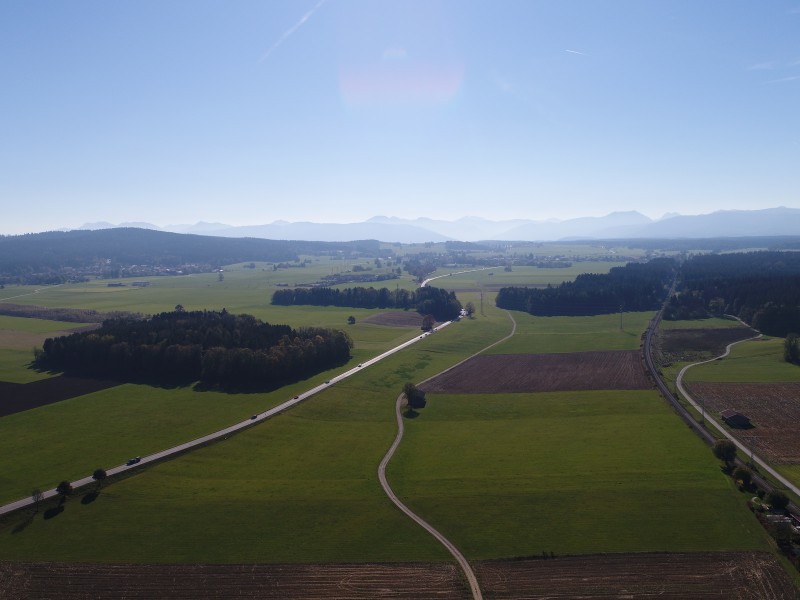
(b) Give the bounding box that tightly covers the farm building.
[720,409,752,428]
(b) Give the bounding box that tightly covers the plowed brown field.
[477,551,796,599]
[2,552,795,599]
[420,350,651,394]
[362,312,425,327]
[686,382,800,463]
[0,376,119,417]
[0,562,467,600]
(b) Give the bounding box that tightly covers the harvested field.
[0,376,120,417]
[686,382,800,463]
[659,327,757,363]
[420,350,651,394]
[362,311,425,327]
[477,551,796,599]
[2,553,795,599]
[0,562,468,600]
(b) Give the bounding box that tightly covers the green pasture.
[0,304,512,562]
[424,261,620,292]
[0,301,511,506]
[390,390,770,557]
[486,311,654,354]
[682,337,800,383]
[659,317,750,330]
[0,316,95,384]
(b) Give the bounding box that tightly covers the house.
[720,409,752,428]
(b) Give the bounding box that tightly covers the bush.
[765,490,790,511]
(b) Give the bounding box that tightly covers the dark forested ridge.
[496,258,676,316]
[0,228,381,284]
[35,310,353,390]
[665,251,800,336]
[272,285,463,321]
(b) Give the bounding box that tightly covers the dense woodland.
[495,258,676,316]
[272,285,463,321]
[0,228,381,284]
[35,310,353,389]
[664,251,800,336]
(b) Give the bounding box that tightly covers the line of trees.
[272,285,463,321]
[495,258,675,316]
[35,309,353,389]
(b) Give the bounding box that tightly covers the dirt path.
[376,310,518,600]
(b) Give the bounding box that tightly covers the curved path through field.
[676,335,800,498]
[376,310,517,600]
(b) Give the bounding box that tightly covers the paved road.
[0,319,455,517]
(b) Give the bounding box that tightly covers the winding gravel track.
[376,310,517,600]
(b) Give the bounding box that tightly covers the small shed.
[720,409,752,428]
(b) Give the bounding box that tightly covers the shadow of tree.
[81,491,99,505]
[403,408,419,419]
[43,505,64,520]
[11,513,34,534]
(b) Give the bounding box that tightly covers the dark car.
[126,457,141,466]
[250,414,257,420]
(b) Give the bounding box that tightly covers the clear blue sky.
[2,1,799,234]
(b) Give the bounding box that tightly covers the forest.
[271,285,463,321]
[495,258,676,316]
[664,251,800,336]
[34,309,353,389]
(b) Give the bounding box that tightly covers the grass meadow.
[0,271,778,566]
[682,337,800,383]
[486,311,654,354]
[390,390,769,557]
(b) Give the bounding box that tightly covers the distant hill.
[0,228,381,284]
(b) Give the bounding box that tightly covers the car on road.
[294,395,299,399]
[250,414,257,420]
[126,457,141,466]
[324,380,330,384]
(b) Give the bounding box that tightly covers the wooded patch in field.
[420,350,651,394]
[687,381,800,464]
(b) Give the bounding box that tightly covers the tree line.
[272,285,463,321]
[664,251,800,336]
[34,309,353,389]
[495,258,676,316]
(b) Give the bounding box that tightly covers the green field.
[391,390,768,557]
[683,337,800,383]
[659,316,749,330]
[0,267,781,568]
[486,310,654,354]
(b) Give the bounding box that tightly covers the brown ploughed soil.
[2,552,796,599]
[0,376,119,417]
[420,350,651,394]
[659,327,757,363]
[686,381,800,463]
[362,311,425,327]
[477,551,796,599]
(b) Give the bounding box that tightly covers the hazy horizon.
[2,1,799,235]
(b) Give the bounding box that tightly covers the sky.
[1,0,799,235]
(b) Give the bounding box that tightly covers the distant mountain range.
[73,207,800,244]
